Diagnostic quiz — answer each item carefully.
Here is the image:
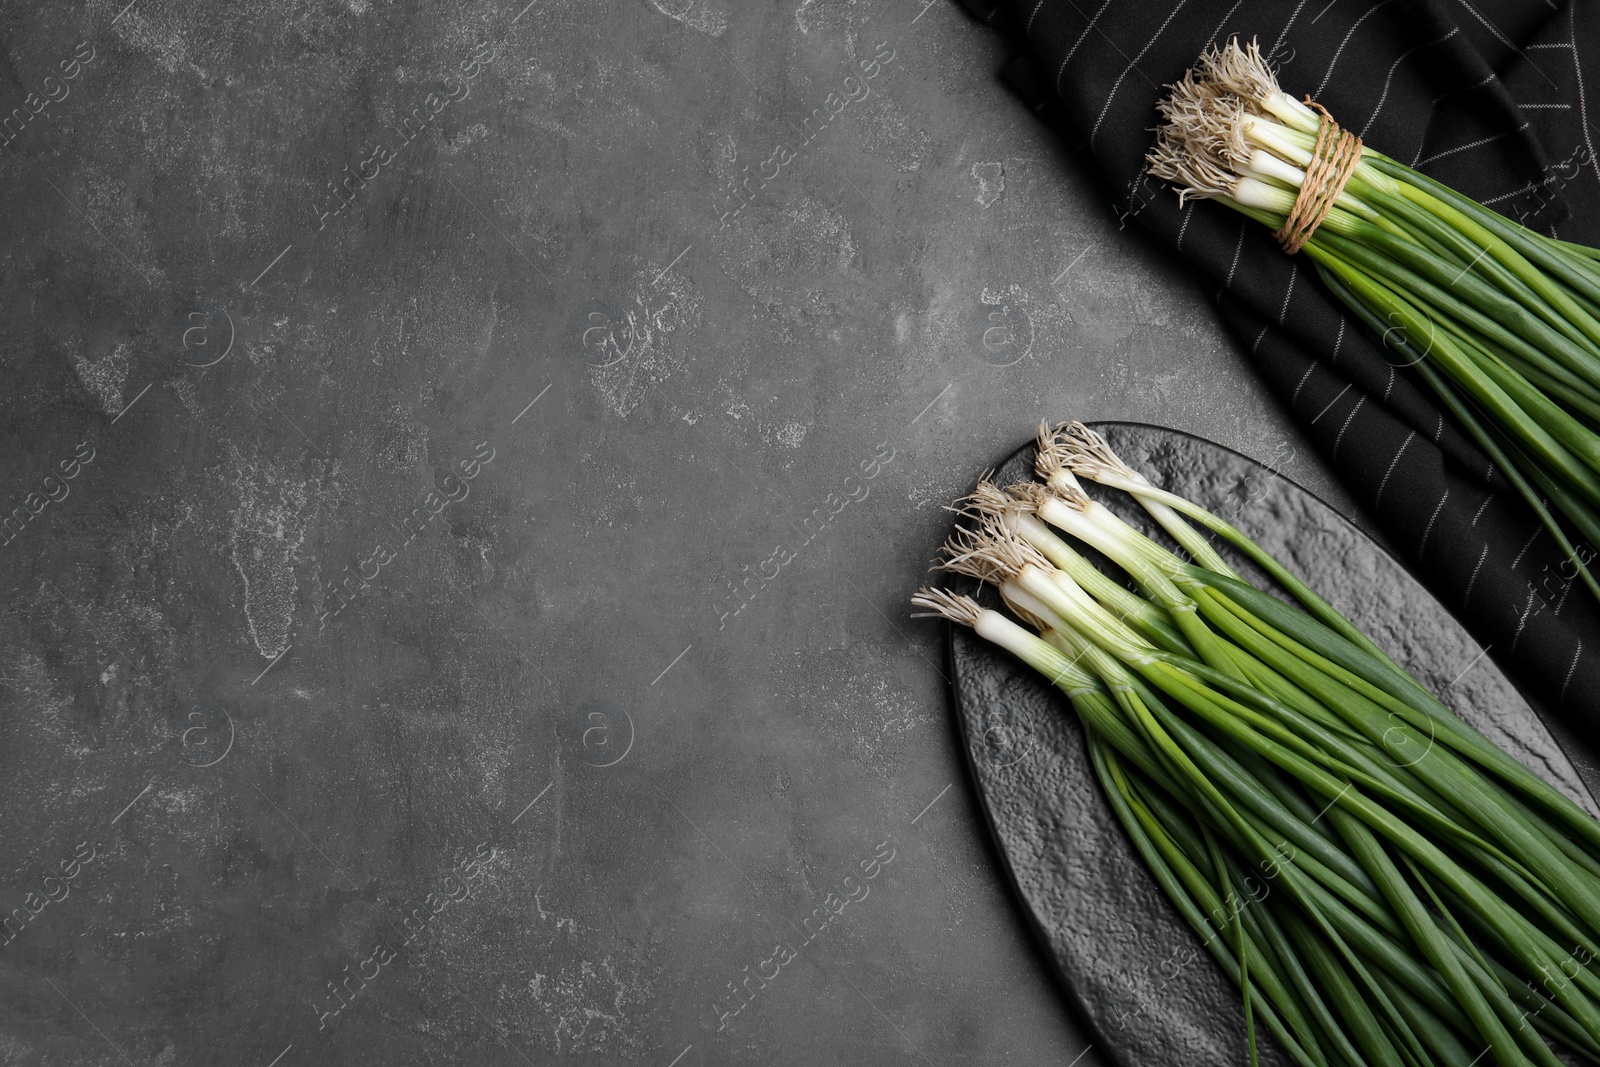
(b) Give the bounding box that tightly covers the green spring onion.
[1148,39,1600,609]
[916,422,1600,1066]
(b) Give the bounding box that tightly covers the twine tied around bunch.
[1274,100,1362,255]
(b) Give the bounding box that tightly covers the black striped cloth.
[957,0,1600,729]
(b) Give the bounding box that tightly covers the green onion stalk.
[915,421,1600,1067]
[1149,38,1600,609]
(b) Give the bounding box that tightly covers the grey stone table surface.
[0,1,1388,1065]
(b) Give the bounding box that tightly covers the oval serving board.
[948,422,1600,1067]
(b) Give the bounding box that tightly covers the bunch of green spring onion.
[915,421,1600,1067]
[1149,39,1600,608]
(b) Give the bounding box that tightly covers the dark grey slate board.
[947,422,1600,1067]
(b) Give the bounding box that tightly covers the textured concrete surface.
[0,1,1371,1065]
